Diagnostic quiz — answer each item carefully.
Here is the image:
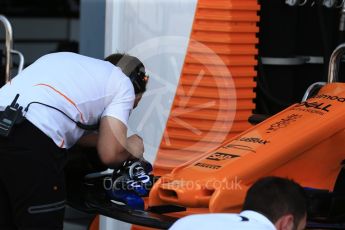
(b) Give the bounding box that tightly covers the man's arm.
[96,116,144,167]
[125,134,144,159]
[97,116,128,166]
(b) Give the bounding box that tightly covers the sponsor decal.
[194,162,221,170]
[224,144,256,153]
[291,101,332,115]
[237,137,270,145]
[266,114,302,133]
[312,94,345,103]
[294,101,331,112]
[206,152,240,161]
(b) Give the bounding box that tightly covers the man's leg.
[2,146,67,230]
[0,178,16,229]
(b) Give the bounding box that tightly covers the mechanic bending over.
[0,52,149,229]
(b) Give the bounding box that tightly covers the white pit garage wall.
[102,0,197,229]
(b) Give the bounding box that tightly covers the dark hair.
[242,176,307,227]
[105,53,148,94]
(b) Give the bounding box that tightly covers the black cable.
[25,102,75,123]
[24,102,99,131]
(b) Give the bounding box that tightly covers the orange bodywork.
[149,83,345,214]
[154,0,260,176]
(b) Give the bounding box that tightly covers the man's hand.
[125,134,144,159]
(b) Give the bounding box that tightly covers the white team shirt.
[169,210,277,230]
[0,52,135,148]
